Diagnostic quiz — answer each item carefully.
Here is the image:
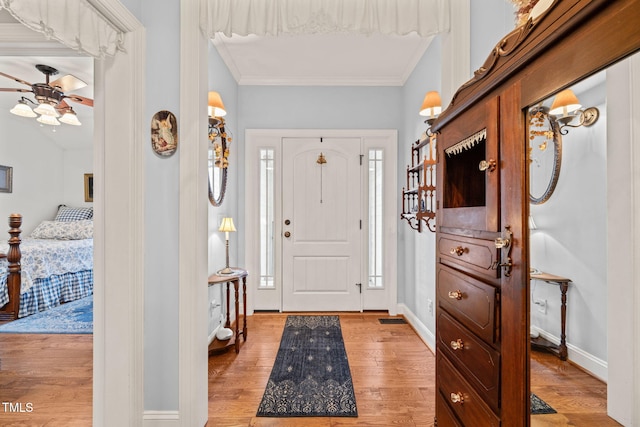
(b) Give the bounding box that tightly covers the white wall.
[399,37,441,341]
[0,116,67,234]
[530,78,608,370]
[208,43,239,338]
[142,0,181,411]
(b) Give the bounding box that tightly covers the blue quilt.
[0,238,93,317]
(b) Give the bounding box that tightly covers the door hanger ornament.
[317,152,327,203]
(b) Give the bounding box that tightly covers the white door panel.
[282,137,361,311]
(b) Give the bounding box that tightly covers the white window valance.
[0,0,125,58]
[202,0,450,38]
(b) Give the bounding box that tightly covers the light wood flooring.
[0,313,622,426]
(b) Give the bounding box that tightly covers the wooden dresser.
[429,1,640,425]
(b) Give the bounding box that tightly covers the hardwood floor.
[0,314,621,426]
[0,334,92,426]
[208,313,435,427]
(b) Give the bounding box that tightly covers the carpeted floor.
[0,295,92,334]
[531,392,557,414]
[256,315,358,417]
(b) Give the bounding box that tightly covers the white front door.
[281,137,362,311]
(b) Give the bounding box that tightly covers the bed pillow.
[31,220,93,240]
[55,205,93,222]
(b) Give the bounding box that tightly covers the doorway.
[244,129,398,314]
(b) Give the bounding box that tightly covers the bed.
[0,209,94,321]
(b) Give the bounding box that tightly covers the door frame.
[244,129,398,315]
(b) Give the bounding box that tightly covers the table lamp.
[218,217,236,274]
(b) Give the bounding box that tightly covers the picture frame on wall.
[84,173,94,202]
[0,165,12,193]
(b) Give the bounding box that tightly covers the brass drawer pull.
[448,290,463,300]
[479,159,496,172]
[449,246,466,256]
[450,339,464,350]
[450,392,464,404]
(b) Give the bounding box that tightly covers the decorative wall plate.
[151,110,178,157]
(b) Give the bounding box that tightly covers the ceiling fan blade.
[56,100,70,110]
[64,94,94,107]
[0,87,32,93]
[0,72,32,87]
[49,74,87,92]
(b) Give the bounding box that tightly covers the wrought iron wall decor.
[529,105,562,205]
[401,134,437,232]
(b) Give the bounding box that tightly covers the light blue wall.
[142,0,181,411]
[236,85,404,267]
[470,0,517,74]
[208,43,239,336]
[399,37,441,332]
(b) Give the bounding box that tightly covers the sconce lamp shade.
[219,217,236,233]
[419,91,442,118]
[10,99,37,118]
[208,91,227,117]
[549,89,581,116]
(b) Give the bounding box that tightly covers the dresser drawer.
[437,264,499,344]
[437,310,500,411]
[438,233,500,279]
[436,393,463,427]
[438,353,500,427]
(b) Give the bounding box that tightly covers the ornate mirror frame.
[208,117,230,207]
[528,106,562,204]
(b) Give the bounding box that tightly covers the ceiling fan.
[0,64,93,126]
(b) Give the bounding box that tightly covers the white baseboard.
[142,411,180,427]
[532,327,608,382]
[397,303,436,353]
[208,324,221,345]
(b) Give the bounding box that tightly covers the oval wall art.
[151,110,178,157]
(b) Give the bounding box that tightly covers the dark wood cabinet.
[431,1,640,425]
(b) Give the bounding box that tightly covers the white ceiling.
[212,32,435,86]
[0,10,93,151]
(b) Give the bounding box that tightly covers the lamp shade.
[208,91,227,117]
[419,91,442,118]
[219,217,236,233]
[36,114,61,126]
[10,99,37,117]
[59,109,82,126]
[549,89,581,116]
[33,102,60,117]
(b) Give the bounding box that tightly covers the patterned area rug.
[531,392,557,414]
[0,295,92,334]
[256,315,358,417]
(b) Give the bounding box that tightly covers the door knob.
[479,159,496,172]
[284,231,291,238]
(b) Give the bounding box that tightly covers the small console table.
[207,268,248,354]
[530,271,572,360]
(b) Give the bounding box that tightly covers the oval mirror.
[208,118,229,207]
[529,105,562,204]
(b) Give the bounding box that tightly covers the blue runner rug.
[0,295,92,334]
[256,315,358,417]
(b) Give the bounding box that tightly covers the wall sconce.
[549,89,599,134]
[419,91,442,137]
[208,91,227,124]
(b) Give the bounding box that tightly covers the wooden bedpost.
[0,213,22,321]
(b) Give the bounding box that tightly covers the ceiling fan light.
[59,110,82,126]
[37,114,61,126]
[34,102,60,117]
[10,100,37,118]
